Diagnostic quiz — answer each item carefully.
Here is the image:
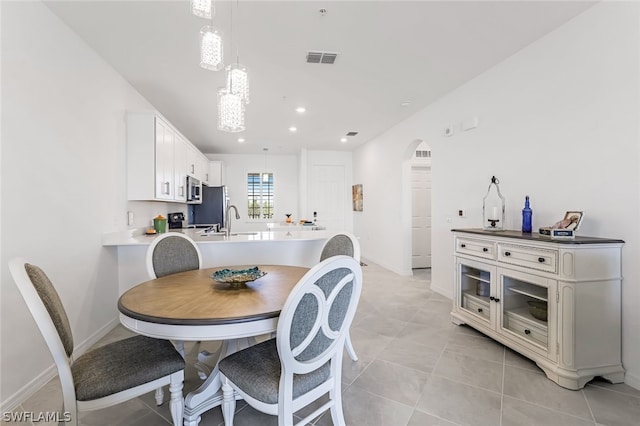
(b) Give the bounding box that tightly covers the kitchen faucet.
[225,205,240,237]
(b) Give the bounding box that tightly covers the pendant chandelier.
[217,88,245,132]
[191,0,214,20]
[192,0,223,71]
[199,26,224,71]
[217,0,249,132]
[226,63,250,104]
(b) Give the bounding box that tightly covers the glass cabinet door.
[457,259,494,326]
[498,268,556,358]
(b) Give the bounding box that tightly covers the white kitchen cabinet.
[186,143,198,178]
[197,153,210,185]
[173,134,188,202]
[207,160,223,186]
[451,229,624,390]
[127,112,190,202]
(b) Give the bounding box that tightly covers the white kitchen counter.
[102,228,334,294]
[102,228,334,246]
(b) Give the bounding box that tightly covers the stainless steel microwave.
[186,176,202,204]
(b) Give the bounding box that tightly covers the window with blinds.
[247,172,274,219]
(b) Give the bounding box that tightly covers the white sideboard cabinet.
[451,229,624,390]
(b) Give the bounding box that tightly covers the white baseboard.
[0,364,58,413]
[430,282,453,300]
[0,318,119,412]
[361,256,412,276]
[625,370,640,390]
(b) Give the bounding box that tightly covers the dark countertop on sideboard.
[451,228,624,245]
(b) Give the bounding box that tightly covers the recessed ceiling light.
[237,138,245,143]
[289,126,297,132]
[295,107,306,114]
[340,137,348,143]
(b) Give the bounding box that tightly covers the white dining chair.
[145,232,213,379]
[218,255,363,426]
[9,257,185,426]
[319,232,361,361]
[146,232,203,279]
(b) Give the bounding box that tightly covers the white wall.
[0,2,177,408]
[353,2,640,388]
[206,153,299,232]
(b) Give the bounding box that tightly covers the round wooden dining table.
[118,264,309,426]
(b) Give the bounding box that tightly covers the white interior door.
[310,165,345,231]
[412,166,431,268]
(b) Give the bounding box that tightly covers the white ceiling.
[44,1,595,155]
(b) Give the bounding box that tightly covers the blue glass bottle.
[522,196,532,233]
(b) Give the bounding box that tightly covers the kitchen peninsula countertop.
[102,228,335,246]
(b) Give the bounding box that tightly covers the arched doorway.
[400,139,432,277]
[411,142,432,269]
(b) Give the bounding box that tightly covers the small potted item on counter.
[153,215,167,234]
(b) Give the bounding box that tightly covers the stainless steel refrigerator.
[188,185,228,228]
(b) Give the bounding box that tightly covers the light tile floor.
[4,263,640,426]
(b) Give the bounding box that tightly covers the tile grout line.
[581,387,598,425]
[499,346,506,426]
[587,382,640,399]
[136,394,173,425]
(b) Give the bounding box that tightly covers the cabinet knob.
[524,329,531,335]
[494,297,500,303]
[489,296,495,301]
[461,244,466,248]
[477,308,483,313]
[505,251,511,257]
[538,257,545,263]
[482,247,489,252]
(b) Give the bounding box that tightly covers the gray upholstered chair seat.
[218,338,330,405]
[72,335,185,401]
[9,258,185,426]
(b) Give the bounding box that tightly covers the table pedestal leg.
[183,337,256,426]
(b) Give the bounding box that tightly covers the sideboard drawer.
[456,237,496,260]
[503,310,548,348]
[498,243,557,273]
[462,292,490,321]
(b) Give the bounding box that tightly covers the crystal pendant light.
[199,26,223,71]
[217,88,245,132]
[226,63,250,104]
[191,0,214,20]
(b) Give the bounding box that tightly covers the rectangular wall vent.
[416,150,431,158]
[346,131,358,136]
[306,51,338,64]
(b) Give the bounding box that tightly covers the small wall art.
[352,184,363,212]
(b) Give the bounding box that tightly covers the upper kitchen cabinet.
[126,112,190,202]
[186,144,199,179]
[173,134,188,202]
[187,147,215,185]
[207,160,223,186]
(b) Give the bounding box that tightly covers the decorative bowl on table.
[211,267,267,287]
[527,300,548,322]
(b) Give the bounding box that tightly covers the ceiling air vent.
[306,51,338,64]
[416,150,431,158]
[346,131,358,136]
